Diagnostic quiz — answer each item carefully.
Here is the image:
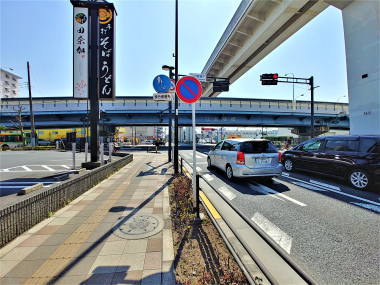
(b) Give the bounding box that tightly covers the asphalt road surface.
[0,150,113,207]
[180,149,380,285]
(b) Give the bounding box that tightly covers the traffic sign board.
[189,73,207,82]
[175,76,203,103]
[153,93,173,101]
[153,75,172,93]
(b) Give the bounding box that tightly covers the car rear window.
[325,140,358,152]
[359,138,380,153]
[239,141,278,153]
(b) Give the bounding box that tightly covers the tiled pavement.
[0,153,175,285]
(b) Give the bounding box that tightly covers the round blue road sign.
[153,75,172,93]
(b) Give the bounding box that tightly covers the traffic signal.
[213,79,230,92]
[260,73,278,85]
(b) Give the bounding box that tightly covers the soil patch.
[169,175,249,284]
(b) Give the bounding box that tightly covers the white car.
[207,138,283,180]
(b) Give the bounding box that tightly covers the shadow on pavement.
[47,177,173,284]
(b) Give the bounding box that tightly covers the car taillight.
[236,152,245,165]
[278,152,282,162]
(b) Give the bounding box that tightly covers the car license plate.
[255,158,270,164]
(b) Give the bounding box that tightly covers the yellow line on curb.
[200,191,221,219]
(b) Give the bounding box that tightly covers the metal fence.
[0,154,133,248]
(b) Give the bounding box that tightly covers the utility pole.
[27,62,36,149]
[174,0,179,174]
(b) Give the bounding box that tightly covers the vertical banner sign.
[98,8,115,100]
[73,7,89,99]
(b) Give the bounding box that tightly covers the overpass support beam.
[326,0,380,135]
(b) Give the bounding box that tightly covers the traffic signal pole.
[310,76,315,138]
[260,74,316,138]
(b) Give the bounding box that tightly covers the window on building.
[4,88,9,92]
[12,77,16,81]
[5,81,9,85]
[12,83,16,88]
[5,74,9,79]
[12,90,16,94]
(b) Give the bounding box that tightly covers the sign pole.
[89,7,99,163]
[192,102,197,209]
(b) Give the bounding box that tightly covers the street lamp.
[162,65,175,163]
[285,73,295,111]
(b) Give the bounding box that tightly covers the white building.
[0,68,22,98]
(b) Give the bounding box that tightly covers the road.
[0,150,112,207]
[180,149,380,285]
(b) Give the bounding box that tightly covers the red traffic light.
[273,73,278,79]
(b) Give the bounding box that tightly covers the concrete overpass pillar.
[325,0,380,135]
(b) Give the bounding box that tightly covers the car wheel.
[1,145,9,151]
[283,159,294,172]
[226,165,234,180]
[349,169,371,190]
[207,156,212,168]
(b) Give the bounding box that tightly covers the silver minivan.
[207,139,283,180]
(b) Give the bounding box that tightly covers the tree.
[9,103,26,146]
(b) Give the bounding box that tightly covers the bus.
[0,132,30,150]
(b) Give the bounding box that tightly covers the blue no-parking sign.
[175,76,203,103]
[153,75,172,93]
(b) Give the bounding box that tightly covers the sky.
[0,0,348,103]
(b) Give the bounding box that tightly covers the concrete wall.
[342,0,380,135]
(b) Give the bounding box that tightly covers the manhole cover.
[112,214,164,240]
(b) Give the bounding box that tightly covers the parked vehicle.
[37,139,51,146]
[207,139,283,180]
[281,135,380,191]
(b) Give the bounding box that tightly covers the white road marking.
[218,186,236,200]
[249,184,285,202]
[196,167,202,172]
[281,175,380,207]
[292,181,327,192]
[42,165,55,171]
[22,166,32,171]
[251,212,292,254]
[0,181,57,184]
[61,165,70,169]
[0,185,51,189]
[282,172,290,177]
[253,183,307,207]
[309,179,341,191]
[351,203,380,214]
[203,174,214,181]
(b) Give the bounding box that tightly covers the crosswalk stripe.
[42,165,55,171]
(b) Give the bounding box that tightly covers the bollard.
[108,142,113,162]
[85,142,88,163]
[72,142,76,170]
[180,157,183,174]
[100,142,104,165]
[56,140,59,150]
[195,174,200,219]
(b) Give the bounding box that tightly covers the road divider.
[18,183,43,195]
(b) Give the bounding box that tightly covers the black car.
[281,135,380,191]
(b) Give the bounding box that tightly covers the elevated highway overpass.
[0,97,349,131]
[201,0,379,135]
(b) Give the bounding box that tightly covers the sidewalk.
[0,152,175,285]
